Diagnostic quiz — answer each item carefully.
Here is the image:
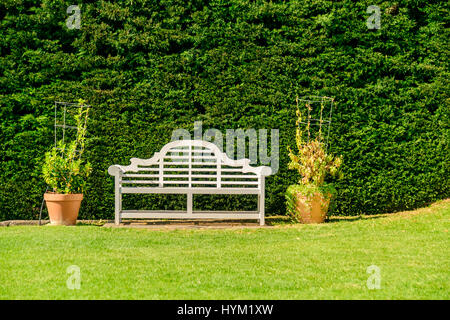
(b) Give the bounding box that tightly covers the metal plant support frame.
[38,101,91,225]
[297,96,334,152]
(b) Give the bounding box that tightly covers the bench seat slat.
[122,174,160,178]
[121,211,260,219]
[122,174,228,179]
[220,175,258,179]
[128,168,252,173]
[121,187,261,194]
[121,180,259,185]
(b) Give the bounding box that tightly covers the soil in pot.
[44,193,83,226]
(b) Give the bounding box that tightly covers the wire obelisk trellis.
[296,95,335,152]
[38,101,91,225]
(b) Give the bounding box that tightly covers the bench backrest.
[108,140,271,189]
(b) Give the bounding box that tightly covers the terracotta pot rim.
[44,193,83,201]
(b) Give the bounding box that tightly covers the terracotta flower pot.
[44,193,83,226]
[294,191,331,224]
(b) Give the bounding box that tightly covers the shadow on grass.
[326,214,387,224]
[1,211,412,228]
[75,221,110,227]
[264,215,293,226]
[266,214,389,226]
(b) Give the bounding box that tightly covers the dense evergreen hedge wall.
[0,0,448,220]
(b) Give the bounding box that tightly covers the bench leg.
[259,195,265,226]
[187,193,193,215]
[115,197,122,226]
[259,179,265,226]
[114,177,122,226]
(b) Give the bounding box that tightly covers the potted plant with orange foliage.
[42,101,91,225]
[286,97,343,223]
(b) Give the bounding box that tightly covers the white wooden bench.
[108,140,272,226]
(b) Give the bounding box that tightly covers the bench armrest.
[256,166,272,176]
[108,165,124,176]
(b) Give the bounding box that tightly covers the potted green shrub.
[286,98,342,223]
[42,102,91,226]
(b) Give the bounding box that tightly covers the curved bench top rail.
[108,140,272,177]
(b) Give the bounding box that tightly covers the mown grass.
[0,200,449,300]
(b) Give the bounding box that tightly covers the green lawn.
[0,200,449,300]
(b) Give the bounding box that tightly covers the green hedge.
[0,0,448,220]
